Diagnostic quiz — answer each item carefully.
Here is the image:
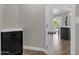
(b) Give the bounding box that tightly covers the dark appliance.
[60,27,70,40]
[1,28,23,55]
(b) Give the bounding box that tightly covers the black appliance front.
[61,27,70,40]
[1,31,23,55]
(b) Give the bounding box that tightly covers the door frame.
[45,4,76,55]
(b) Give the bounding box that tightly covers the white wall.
[19,5,46,48]
[76,24,79,54]
[75,4,79,55]
[0,4,46,49]
[1,4,20,29]
[75,4,79,17]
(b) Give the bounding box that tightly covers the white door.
[46,4,71,55]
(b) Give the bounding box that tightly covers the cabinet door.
[61,27,70,40]
[1,31,23,54]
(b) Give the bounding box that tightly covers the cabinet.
[1,28,23,55]
[61,27,70,40]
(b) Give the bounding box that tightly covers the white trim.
[1,28,23,32]
[23,46,47,53]
[70,5,76,55]
[45,4,48,49]
[76,17,79,24]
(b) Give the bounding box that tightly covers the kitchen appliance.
[1,28,23,55]
[61,27,70,40]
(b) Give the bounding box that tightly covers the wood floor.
[23,49,47,55]
[23,39,70,55]
[60,39,70,55]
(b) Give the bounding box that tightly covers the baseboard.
[23,46,47,53]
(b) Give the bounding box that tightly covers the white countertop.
[1,28,23,32]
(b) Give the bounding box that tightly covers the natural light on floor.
[53,29,61,51]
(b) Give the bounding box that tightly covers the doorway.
[46,4,71,55]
